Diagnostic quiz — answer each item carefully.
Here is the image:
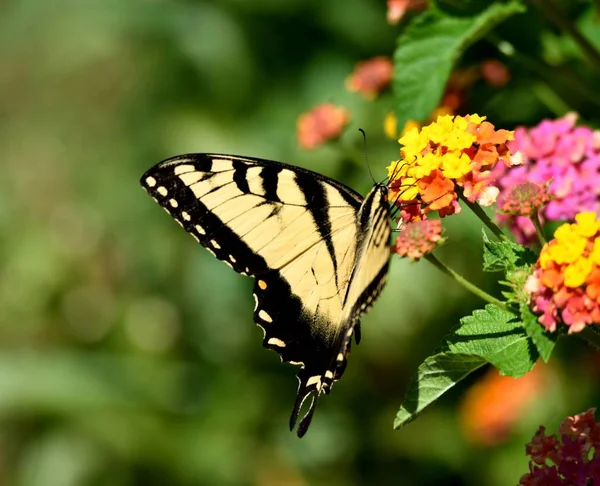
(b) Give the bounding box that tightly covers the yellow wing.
[141,154,391,437]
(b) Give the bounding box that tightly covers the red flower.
[296,103,351,150]
[520,409,600,485]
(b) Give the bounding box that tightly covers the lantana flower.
[526,212,600,333]
[297,103,351,150]
[387,114,516,218]
[519,408,600,485]
[346,56,393,100]
[394,218,443,259]
[501,181,552,217]
[492,113,600,243]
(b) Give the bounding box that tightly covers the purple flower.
[493,113,600,243]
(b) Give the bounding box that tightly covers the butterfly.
[141,154,391,437]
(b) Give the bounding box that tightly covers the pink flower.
[493,113,600,243]
[394,218,443,259]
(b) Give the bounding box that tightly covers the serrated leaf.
[395,304,536,429]
[520,303,556,362]
[449,305,537,376]
[393,1,525,130]
[482,232,536,272]
[394,353,485,428]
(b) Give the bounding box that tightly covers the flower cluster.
[296,103,351,150]
[520,408,600,485]
[492,113,600,243]
[345,56,393,100]
[387,114,515,218]
[394,218,443,259]
[526,212,600,333]
[501,181,552,217]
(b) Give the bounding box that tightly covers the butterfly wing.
[142,154,386,435]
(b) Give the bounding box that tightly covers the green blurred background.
[2,1,597,485]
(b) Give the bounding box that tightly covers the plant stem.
[425,253,507,309]
[457,191,505,240]
[530,0,600,73]
[578,326,600,351]
[531,210,547,245]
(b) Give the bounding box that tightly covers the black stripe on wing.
[140,153,365,437]
[141,154,363,277]
[141,161,269,276]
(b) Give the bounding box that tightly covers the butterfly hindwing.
[141,154,391,437]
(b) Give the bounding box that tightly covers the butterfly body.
[141,154,391,436]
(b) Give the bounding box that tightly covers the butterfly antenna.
[358,128,376,185]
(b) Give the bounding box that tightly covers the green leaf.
[520,303,556,362]
[394,353,486,428]
[446,305,536,376]
[395,304,536,429]
[482,232,536,272]
[393,1,525,130]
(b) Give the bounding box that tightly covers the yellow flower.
[384,112,398,140]
[548,224,588,264]
[412,152,440,179]
[564,257,593,288]
[574,212,600,237]
[466,113,486,125]
[401,119,421,138]
[590,239,600,266]
[399,127,428,161]
[440,151,472,179]
[445,129,477,152]
[422,115,454,145]
[398,178,419,200]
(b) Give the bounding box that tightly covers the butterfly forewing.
[141,154,391,437]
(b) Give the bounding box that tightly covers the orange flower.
[346,56,393,100]
[417,170,456,212]
[387,114,515,217]
[460,365,548,446]
[297,103,351,150]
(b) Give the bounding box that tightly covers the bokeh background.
[2,1,599,485]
